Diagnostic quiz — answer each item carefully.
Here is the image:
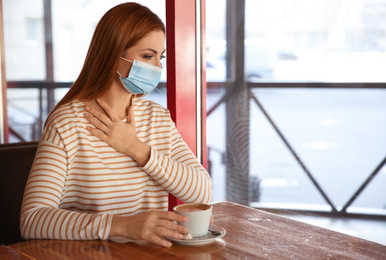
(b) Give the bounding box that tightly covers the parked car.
[245,40,275,80]
[206,39,276,81]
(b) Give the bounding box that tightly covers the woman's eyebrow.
[141,48,166,54]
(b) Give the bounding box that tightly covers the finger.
[150,234,173,247]
[84,113,109,133]
[85,105,112,126]
[154,211,187,225]
[154,225,183,240]
[162,211,188,223]
[159,219,187,234]
[127,103,135,126]
[157,212,188,234]
[86,126,108,142]
[96,99,119,122]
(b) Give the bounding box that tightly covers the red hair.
[48,3,165,119]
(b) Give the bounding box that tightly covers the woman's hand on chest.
[84,99,151,166]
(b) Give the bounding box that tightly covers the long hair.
[48,3,165,119]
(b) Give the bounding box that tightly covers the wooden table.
[4,202,386,259]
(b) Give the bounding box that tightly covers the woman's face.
[118,30,165,77]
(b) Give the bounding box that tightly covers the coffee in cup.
[173,203,212,238]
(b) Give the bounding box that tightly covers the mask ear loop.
[117,57,133,78]
[116,71,124,77]
[120,57,133,63]
[117,69,135,81]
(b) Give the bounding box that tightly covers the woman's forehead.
[131,30,165,50]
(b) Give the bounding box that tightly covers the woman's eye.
[161,55,166,60]
[144,55,153,59]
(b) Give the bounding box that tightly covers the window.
[26,18,41,42]
[206,0,386,216]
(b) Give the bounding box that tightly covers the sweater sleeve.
[20,138,113,240]
[141,122,213,204]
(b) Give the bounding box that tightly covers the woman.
[20,3,213,247]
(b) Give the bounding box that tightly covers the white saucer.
[169,224,226,246]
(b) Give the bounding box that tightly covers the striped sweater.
[20,99,213,240]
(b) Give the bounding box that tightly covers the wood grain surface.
[5,202,386,259]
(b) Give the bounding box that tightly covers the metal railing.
[206,81,386,219]
[6,80,386,219]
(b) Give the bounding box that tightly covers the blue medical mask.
[117,57,163,94]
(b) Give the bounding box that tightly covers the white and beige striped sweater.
[20,99,213,240]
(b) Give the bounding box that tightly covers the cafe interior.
[0,0,385,259]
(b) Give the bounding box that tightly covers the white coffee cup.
[173,203,213,238]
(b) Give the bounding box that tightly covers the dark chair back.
[0,142,38,245]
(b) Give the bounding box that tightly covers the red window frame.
[166,0,207,210]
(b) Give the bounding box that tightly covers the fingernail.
[85,106,90,111]
[97,99,102,103]
[84,113,89,118]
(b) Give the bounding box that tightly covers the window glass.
[3,0,45,80]
[206,0,226,82]
[205,0,386,216]
[245,0,386,82]
[26,18,41,42]
[249,88,386,210]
